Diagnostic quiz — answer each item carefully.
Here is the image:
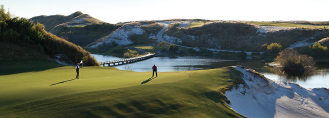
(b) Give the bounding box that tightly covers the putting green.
[0,66,242,118]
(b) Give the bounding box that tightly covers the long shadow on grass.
[0,60,62,75]
[50,78,77,86]
[141,77,157,84]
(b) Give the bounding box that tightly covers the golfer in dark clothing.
[76,64,80,79]
[152,65,157,77]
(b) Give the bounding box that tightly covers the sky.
[1,0,328,24]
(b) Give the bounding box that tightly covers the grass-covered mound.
[53,23,120,46]
[0,66,242,118]
[165,22,258,50]
[247,21,329,29]
[30,11,104,31]
[31,11,120,47]
[0,6,98,70]
[0,41,62,74]
[165,21,329,52]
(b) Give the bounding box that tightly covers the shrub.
[298,42,329,59]
[169,44,178,54]
[312,42,328,50]
[0,5,10,21]
[129,34,150,44]
[275,49,315,76]
[318,37,329,47]
[261,43,268,51]
[123,49,139,58]
[310,42,328,57]
[266,43,282,54]
[282,59,305,76]
[156,41,170,51]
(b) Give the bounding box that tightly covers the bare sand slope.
[226,66,329,118]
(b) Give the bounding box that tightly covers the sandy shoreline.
[226,66,329,118]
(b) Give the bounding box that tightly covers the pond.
[91,54,265,72]
[91,54,329,89]
[261,69,329,88]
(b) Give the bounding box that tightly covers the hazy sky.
[1,0,328,23]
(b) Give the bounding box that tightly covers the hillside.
[31,12,120,46]
[318,37,329,47]
[0,7,98,74]
[31,11,104,31]
[88,20,329,58]
[0,66,243,118]
[31,12,329,59]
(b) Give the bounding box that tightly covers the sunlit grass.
[134,46,154,50]
[67,24,87,27]
[0,66,242,118]
[247,21,329,29]
[189,21,207,28]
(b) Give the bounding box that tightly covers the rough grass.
[0,66,243,118]
[134,46,154,50]
[67,25,87,27]
[0,41,62,75]
[189,21,207,28]
[0,60,61,75]
[55,23,120,47]
[228,68,245,89]
[247,21,329,29]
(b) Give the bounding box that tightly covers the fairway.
[0,66,242,118]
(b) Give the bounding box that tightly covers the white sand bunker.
[226,66,329,118]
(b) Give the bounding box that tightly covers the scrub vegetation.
[0,5,98,68]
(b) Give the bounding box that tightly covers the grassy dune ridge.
[246,21,329,29]
[0,6,98,67]
[164,21,329,51]
[31,11,120,47]
[0,66,242,118]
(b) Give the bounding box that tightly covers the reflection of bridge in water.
[101,53,155,67]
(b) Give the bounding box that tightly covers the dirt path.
[156,22,170,42]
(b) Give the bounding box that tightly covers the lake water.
[262,70,329,88]
[91,54,329,89]
[91,54,239,72]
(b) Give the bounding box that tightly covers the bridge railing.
[101,53,155,66]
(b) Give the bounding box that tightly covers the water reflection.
[264,66,315,82]
[262,65,329,88]
[91,54,122,62]
[319,69,329,77]
[262,69,329,88]
[91,54,265,72]
[115,56,232,72]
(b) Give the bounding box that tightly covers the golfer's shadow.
[141,76,157,84]
[50,78,77,86]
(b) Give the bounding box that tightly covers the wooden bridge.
[101,53,155,67]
